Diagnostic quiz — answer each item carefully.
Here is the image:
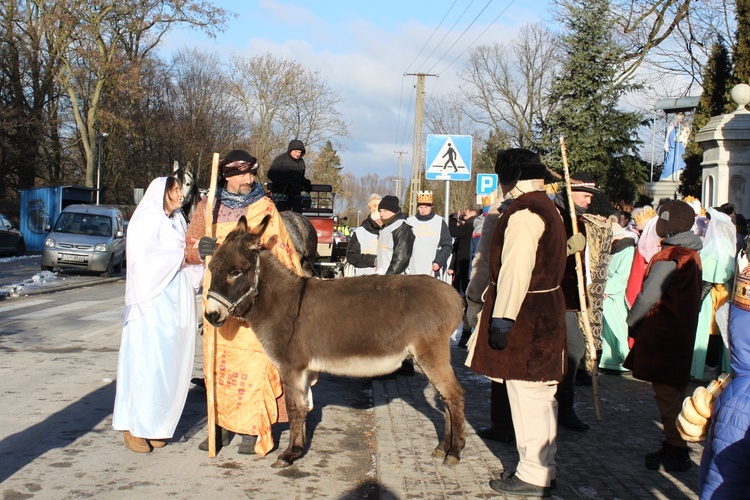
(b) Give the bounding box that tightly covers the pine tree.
[732,0,750,88]
[307,140,344,195]
[680,39,732,198]
[538,0,644,207]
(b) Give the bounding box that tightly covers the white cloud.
[161,1,542,181]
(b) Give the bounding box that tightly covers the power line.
[414,0,478,73]
[437,0,517,75]
[405,0,459,74]
[426,0,495,75]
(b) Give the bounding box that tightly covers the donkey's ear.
[247,214,272,238]
[235,216,248,232]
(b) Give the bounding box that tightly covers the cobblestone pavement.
[1,274,707,499]
[372,343,705,499]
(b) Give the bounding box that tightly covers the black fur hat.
[495,148,547,185]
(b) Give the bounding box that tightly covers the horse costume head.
[170,163,199,221]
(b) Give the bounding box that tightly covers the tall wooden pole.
[204,152,220,455]
[559,137,601,421]
[404,73,437,216]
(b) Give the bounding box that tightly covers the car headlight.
[44,238,55,248]
[94,243,108,252]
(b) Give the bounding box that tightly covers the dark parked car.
[0,213,26,257]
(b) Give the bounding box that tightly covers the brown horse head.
[205,215,271,327]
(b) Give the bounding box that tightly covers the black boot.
[198,426,231,451]
[457,328,472,348]
[557,394,589,432]
[645,441,691,471]
[477,426,515,443]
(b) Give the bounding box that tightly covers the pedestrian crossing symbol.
[425,134,472,181]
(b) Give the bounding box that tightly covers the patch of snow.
[0,270,60,299]
[0,254,38,263]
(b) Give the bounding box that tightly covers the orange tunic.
[188,196,302,456]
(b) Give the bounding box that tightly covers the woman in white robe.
[112,176,197,453]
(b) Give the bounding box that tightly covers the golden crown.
[481,195,493,206]
[633,207,656,225]
[417,190,433,204]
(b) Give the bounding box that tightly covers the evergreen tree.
[538,0,644,206]
[732,0,750,88]
[680,39,732,198]
[307,140,344,195]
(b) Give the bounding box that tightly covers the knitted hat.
[569,172,600,194]
[655,200,696,237]
[220,150,259,177]
[494,148,547,185]
[378,195,400,214]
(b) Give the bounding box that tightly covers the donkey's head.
[205,215,270,327]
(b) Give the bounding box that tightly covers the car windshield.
[54,213,112,237]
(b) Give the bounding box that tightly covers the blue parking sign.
[476,174,498,195]
[425,134,472,181]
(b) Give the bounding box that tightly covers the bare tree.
[168,48,245,186]
[226,52,349,173]
[457,23,559,149]
[55,0,230,188]
[338,172,397,223]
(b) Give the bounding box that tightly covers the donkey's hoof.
[442,454,460,466]
[271,456,293,468]
[432,445,447,459]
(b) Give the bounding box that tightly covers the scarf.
[217,182,265,209]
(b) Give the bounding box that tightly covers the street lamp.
[96,132,109,205]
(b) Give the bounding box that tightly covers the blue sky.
[161,0,549,180]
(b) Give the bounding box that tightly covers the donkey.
[204,216,466,468]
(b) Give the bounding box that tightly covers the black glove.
[198,236,217,259]
[489,318,514,350]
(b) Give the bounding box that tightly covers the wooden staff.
[204,152,220,456]
[559,137,602,421]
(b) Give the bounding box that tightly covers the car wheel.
[41,265,54,272]
[114,257,123,273]
[14,239,26,257]
[102,257,115,277]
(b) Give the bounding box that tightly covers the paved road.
[0,284,378,499]
[0,267,710,499]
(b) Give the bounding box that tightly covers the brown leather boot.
[148,439,168,449]
[123,431,152,453]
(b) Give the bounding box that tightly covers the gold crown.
[633,207,656,226]
[417,190,433,205]
[481,195,493,206]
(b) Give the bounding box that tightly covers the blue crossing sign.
[476,174,498,195]
[425,134,472,181]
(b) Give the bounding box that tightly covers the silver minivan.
[41,204,126,276]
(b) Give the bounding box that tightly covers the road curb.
[18,276,123,297]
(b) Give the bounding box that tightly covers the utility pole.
[405,72,437,216]
[394,150,408,199]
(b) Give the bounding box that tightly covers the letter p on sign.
[477,174,498,195]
